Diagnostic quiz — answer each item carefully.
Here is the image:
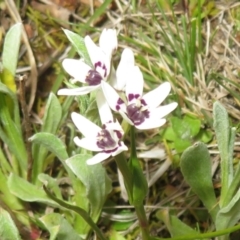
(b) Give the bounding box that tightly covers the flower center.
[96,128,122,153]
[126,99,150,125]
[85,70,103,86]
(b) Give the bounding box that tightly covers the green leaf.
[183,115,201,137]
[2,23,22,92]
[171,115,201,140]
[109,230,127,240]
[39,213,82,240]
[213,101,233,207]
[180,142,219,221]
[216,187,240,234]
[32,93,63,183]
[198,129,213,143]
[157,211,201,239]
[0,82,21,128]
[0,208,21,240]
[42,93,62,133]
[30,132,68,162]
[162,127,177,141]
[8,173,60,207]
[38,174,63,200]
[2,23,22,76]
[174,138,191,153]
[66,154,112,222]
[62,29,92,67]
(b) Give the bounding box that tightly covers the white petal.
[138,148,165,159]
[96,89,113,124]
[57,85,99,96]
[119,110,134,125]
[87,152,111,165]
[101,81,125,112]
[73,137,101,151]
[136,118,166,130]
[108,66,118,88]
[115,48,135,91]
[105,120,123,132]
[71,112,101,137]
[85,36,110,78]
[152,102,178,119]
[112,143,128,156]
[142,82,171,108]
[62,59,91,83]
[125,66,144,102]
[99,29,118,59]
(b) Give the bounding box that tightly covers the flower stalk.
[115,127,150,240]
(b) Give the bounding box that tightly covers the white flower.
[58,29,117,96]
[71,90,127,165]
[110,48,135,91]
[101,66,178,130]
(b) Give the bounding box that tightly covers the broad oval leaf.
[66,154,112,221]
[0,208,21,240]
[180,142,219,221]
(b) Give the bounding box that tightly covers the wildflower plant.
[2,22,240,240]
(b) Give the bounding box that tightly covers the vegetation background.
[1,0,240,239]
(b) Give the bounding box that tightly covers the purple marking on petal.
[104,147,118,154]
[128,94,134,102]
[114,130,122,139]
[134,94,140,99]
[95,61,107,77]
[117,98,124,104]
[141,99,147,106]
[116,98,124,111]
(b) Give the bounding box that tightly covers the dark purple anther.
[126,103,149,125]
[85,70,103,86]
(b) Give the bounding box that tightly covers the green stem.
[130,126,150,239]
[150,223,240,240]
[115,152,150,239]
[116,127,150,239]
[114,152,133,201]
[135,204,150,239]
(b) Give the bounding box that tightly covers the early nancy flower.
[110,48,135,91]
[58,29,117,96]
[101,66,178,130]
[71,90,127,165]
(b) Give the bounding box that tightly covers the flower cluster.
[58,29,177,165]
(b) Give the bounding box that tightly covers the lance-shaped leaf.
[8,173,60,207]
[213,101,233,207]
[2,23,22,92]
[32,93,62,183]
[216,187,240,240]
[62,29,92,67]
